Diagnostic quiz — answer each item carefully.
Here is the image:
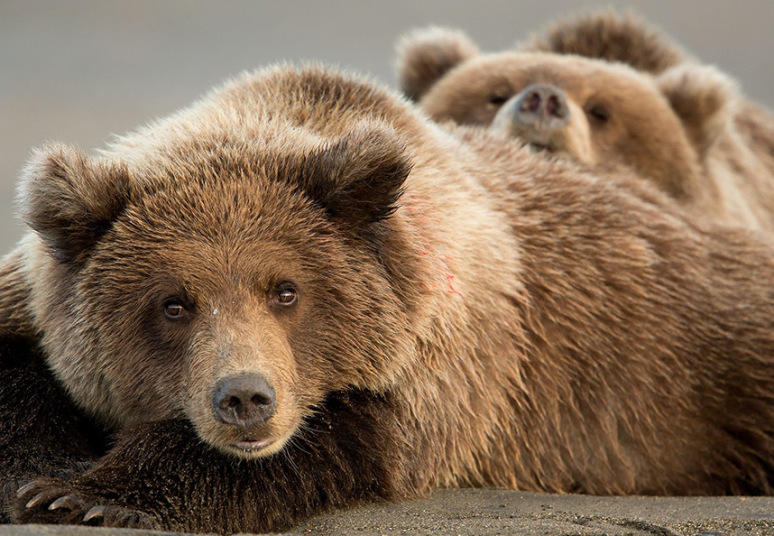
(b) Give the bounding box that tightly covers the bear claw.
[15,482,39,498]
[48,494,81,511]
[25,492,48,509]
[83,505,106,522]
[13,478,158,529]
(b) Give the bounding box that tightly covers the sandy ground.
[2,489,774,535]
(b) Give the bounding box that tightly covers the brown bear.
[396,23,774,233]
[1,64,774,533]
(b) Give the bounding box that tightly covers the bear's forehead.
[95,140,331,256]
[458,52,654,92]
[93,181,335,290]
[122,177,322,242]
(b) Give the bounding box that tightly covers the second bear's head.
[397,27,737,200]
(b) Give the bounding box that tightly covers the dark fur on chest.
[0,336,108,522]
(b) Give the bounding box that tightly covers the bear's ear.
[657,64,738,156]
[525,11,685,74]
[18,144,132,264]
[303,122,412,228]
[395,26,479,101]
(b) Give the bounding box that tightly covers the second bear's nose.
[513,83,569,128]
[212,373,277,428]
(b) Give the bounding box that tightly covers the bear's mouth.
[231,439,275,452]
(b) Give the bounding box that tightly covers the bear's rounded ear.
[395,26,479,101]
[18,144,132,265]
[303,121,412,228]
[525,11,685,74]
[657,64,738,156]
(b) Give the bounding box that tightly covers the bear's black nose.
[212,373,277,428]
[513,83,569,128]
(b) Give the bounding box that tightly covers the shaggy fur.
[396,25,774,233]
[1,65,774,533]
[396,26,480,102]
[0,336,106,523]
[0,254,105,521]
[524,10,687,74]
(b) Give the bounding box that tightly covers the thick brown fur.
[0,336,106,523]
[396,26,480,102]
[0,253,106,522]
[524,10,687,74]
[396,24,774,232]
[1,65,774,533]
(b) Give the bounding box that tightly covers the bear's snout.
[513,83,569,130]
[490,82,592,159]
[211,373,277,429]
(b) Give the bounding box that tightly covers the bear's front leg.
[13,390,415,533]
[0,336,106,523]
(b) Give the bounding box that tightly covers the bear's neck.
[389,129,533,490]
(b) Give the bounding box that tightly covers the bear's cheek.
[423,87,496,126]
[53,304,190,427]
[561,103,597,165]
[467,101,500,125]
[123,353,187,421]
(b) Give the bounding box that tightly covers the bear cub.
[397,21,774,232]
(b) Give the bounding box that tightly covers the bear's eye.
[586,103,610,124]
[163,300,187,320]
[488,94,509,106]
[272,283,298,307]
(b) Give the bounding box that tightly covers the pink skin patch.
[402,191,463,297]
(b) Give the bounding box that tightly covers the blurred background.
[1,0,773,254]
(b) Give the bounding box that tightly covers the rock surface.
[2,489,773,535]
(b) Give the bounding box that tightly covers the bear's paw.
[13,478,158,529]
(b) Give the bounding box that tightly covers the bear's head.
[18,115,418,460]
[397,27,737,199]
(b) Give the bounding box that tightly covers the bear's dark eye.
[488,94,509,106]
[163,300,187,320]
[586,103,610,124]
[272,283,298,307]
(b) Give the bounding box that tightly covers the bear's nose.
[212,373,277,428]
[513,83,569,128]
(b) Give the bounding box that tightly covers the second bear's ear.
[18,145,132,265]
[395,26,479,101]
[526,11,685,74]
[304,122,412,228]
[657,64,738,156]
